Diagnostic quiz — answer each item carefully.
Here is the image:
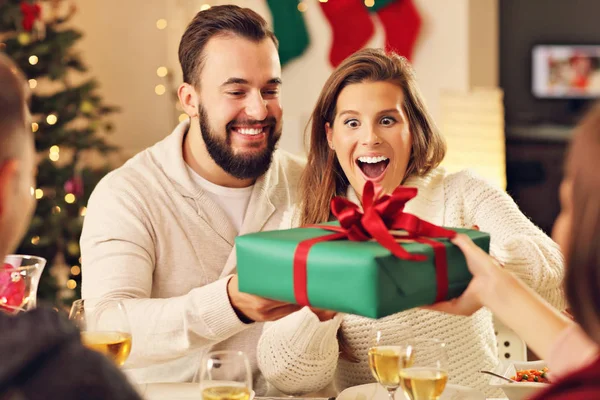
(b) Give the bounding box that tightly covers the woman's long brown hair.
[299,48,446,227]
[298,49,446,362]
[564,104,600,345]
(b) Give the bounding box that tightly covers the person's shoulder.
[273,149,307,172]
[91,148,162,201]
[442,168,503,194]
[270,149,307,187]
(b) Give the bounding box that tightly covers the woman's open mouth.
[356,155,390,182]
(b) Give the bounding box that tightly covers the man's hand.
[227,275,303,323]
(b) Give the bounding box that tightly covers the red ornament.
[20,2,41,32]
[64,176,84,197]
[0,263,26,314]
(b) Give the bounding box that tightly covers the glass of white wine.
[399,338,449,400]
[199,351,252,400]
[368,320,414,400]
[69,298,132,366]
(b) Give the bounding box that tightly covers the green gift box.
[236,224,489,319]
[236,182,490,319]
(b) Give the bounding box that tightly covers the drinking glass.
[198,351,252,400]
[368,320,414,400]
[398,338,449,400]
[69,298,132,366]
[0,255,46,314]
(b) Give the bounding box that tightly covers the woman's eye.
[380,116,396,126]
[344,119,360,128]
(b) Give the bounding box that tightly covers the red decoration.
[0,263,26,314]
[64,175,84,197]
[293,181,456,307]
[20,2,41,32]
[319,0,375,68]
[376,0,422,60]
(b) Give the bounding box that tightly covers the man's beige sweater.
[80,121,305,393]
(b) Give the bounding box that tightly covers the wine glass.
[398,338,449,400]
[198,351,252,400]
[368,320,414,400]
[69,298,132,366]
[0,255,46,314]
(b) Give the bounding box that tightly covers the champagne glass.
[199,351,252,400]
[368,320,414,400]
[399,338,449,400]
[0,255,46,314]
[69,298,132,366]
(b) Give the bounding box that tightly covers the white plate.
[137,383,256,400]
[337,382,485,400]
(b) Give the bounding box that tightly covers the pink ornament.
[64,176,84,197]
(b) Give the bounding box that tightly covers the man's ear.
[177,83,200,118]
[0,159,19,217]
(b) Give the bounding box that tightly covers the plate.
[337,382,485,400]
[137,383,256,400]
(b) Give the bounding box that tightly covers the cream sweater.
[257,168,565,397]
[80,121,305,393]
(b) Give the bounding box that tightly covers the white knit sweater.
[257,168,565,397]
[80,121,305,393]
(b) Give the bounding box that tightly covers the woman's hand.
[426,233,506,316]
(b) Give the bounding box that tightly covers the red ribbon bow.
[21,2,42,32]
[293,181,457,307]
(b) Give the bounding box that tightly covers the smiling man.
[80,6,304,392]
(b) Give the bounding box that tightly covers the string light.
[28,79,37,89]
[35,189,44,199]
[156,19,167,29]
[66,279,77,289]
[70,265,81,276]
[31,236,40,245]
[52,206,61,214]
[49,145,60,161]
[65,193,76,204]
[297,1,308,12]
[319,0,328,2]
[80,207,87,216]
[32,123,38,132]
[46,114,58,125]
[156,66,168,77]
[28,55,38,65]
[200,4,211,11]
[155,84,166,95]
[178,113,189,123]
[364,0,375,6]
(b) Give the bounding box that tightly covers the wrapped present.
[236,182,490,319]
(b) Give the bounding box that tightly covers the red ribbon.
[21,2,41,32]
[293,181,457,307]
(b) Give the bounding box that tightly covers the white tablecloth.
[136,383,507,400]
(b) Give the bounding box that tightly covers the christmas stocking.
[371,0,422,60]
[266,0,310,67]
[320,0,375,67]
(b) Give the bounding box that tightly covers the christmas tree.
[0,0,118,307]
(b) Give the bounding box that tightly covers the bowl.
[488,360,550,400]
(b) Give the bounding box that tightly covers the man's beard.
[198,104,281,180]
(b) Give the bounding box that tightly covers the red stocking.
[376,0,422,60]
[319,0,375,67]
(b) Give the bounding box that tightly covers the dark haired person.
[0,54,142,400]
[80,6,304,391]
